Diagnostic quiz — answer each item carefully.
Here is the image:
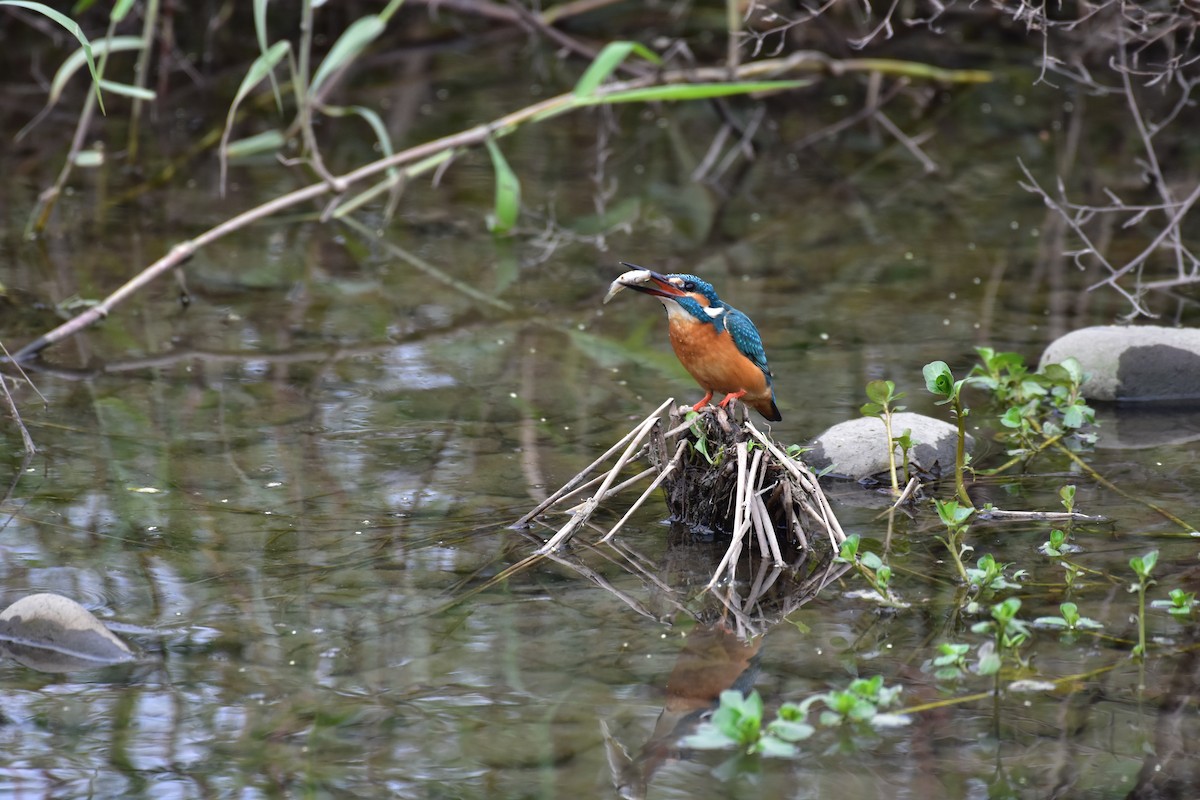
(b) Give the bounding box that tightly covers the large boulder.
[807,412,972,481]
[1039,326,1200,402]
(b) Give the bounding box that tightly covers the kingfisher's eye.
[682,280,696,292]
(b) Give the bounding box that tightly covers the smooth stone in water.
[0,592,134,672]
[1039,325,1200,402]
[806,412,973,481]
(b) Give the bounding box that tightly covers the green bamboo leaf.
[50,37,142,105]
[574,41,661,98]
[590,79,811,104]
[253,0,271,55]
[253,0,284,112]
[17,35,144,140]
[220,39,292,193]
[485,138,520,235]
[112,0,135,22]
[97,79,155,101]
[1,1,105,113]
[224,129,287,159]
[310,15,385,95]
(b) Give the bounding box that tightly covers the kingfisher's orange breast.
[667,318,771,400]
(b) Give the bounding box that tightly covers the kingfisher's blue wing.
[725,308,772,379]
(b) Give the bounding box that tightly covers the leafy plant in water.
[685,677,905,758]
[927,642,971,681]
[1151,588,1197,619]
[808,676,904,727]
[968,349,1096,457]
[860,379,907,496]
[965,553,1026,595]
[1061,560,1083,593]
[836,534,895,603]
[1034,601,1103,633]
[683,690,812,757]
[934,498,974,584]
[1129,550,1158,660]
[923,361,972,506]
[970,597,1032,676]
[1039,529,1069,557]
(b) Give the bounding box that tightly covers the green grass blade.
[574,41,661,98]
[253,0,283,112]
[225,130,287,159]
[220,39,292,193]
[97,79,155,101]
[112,0,135,22]
[49,37,142,109]
[593,79,812,104]
[1,1,105,113]
[310,15,385,95]
[17,35,143,140]
[484,138,520,235]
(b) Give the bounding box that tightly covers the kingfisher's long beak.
[617,262,687,299]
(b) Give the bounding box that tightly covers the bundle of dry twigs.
[515,399,846,589]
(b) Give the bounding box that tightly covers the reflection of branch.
[3,318,482,381]
[0,341,38,455]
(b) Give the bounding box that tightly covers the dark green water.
[2,19,1200,800]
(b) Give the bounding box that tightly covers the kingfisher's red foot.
[717,390,747,408]
[691,390,715,412]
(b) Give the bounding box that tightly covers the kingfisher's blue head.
[615,263,729,329]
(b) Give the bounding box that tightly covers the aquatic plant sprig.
[860,379,908,496]
[934,498,973,584]
[923,361,972,506]
[1033,602,1103,634]
[1151,588,1198,619]
[684,677,906,758]
[970,597,1032,676]
[968,348,1096,457]
[836,534,903,606]
[1129,550,1158,661]
[683,690,813,757]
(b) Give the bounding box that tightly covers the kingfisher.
[605,263,782,421]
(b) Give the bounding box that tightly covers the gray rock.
[1039,325,1200,402]
[807,412,971,480]
[0,592,134,672]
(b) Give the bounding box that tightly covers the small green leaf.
[1062,405,1084,429]
[682,726,738,750]
[484,138,521,235]
[865,379,894,404]
[860,551,884,571]
[220,40,291,191]
[766,719,813,743]
[923,361,954,396]
[1131,550,1158,579]
[755,735,799,757]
